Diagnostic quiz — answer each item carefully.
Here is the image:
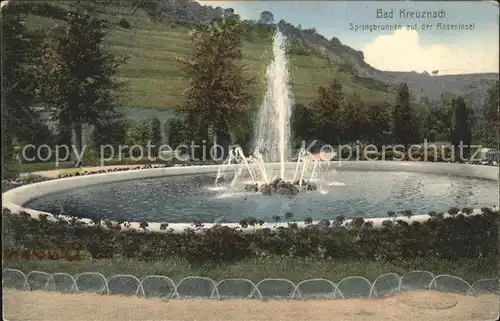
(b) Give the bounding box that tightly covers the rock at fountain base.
[292,180,317,191]
[244,183,259,192]
[257,178,300,196]
[243,178,317,196]
[259,183,273,195]
[306,183,317,191]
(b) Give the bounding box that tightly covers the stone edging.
[2,161,498,234]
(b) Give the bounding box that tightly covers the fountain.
[214,31,338,196]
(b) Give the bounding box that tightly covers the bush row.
[3,208,498,266]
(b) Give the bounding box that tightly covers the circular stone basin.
[24,169,498,224]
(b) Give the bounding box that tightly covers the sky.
[197,1,499,75]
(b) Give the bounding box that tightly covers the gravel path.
[3,289,498,321]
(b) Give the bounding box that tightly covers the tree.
[291,103,315,149]
[259,11,274,24]
[310,79,344,145]
[481,81,499,147]
[338,94,370,143]
[34,12,126,161]
[126,120,150,157]
[165,118,186,148]
[150,117,162,156]
[451,96,473,159]
[392,83,417,146]
[366,104,391,145]
[90,120,129,157]
[1,4,39,177]
[177,18,252,159]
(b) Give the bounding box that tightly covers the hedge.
[2,208,498,266]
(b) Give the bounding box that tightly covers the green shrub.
[2,162,20,180]
[90,120,129,157]
[119,18,131,29]
[2,208,498,266]
[149,117,162,157]
[165,118,186,148]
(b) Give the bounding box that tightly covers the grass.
[23,2,392,110]
[57,168,84,176]
[25,3,273,110]
[19,162,76,173]
[4,257,497,283]
[18,157,162,173]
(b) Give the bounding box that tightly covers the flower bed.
[3,208,498,266]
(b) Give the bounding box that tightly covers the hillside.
[277,20,498,106]
[23,2,273,122]
[19,0,498,116]
[21,1,394,116]
[279,21,392,105]
[372,71,498,106]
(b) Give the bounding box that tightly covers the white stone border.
[2,161,499,233]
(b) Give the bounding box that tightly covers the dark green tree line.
[451,96,473,157]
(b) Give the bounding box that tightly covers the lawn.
[4,257,496,284]
[17,157,162,173]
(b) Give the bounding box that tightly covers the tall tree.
[165,118,186,148]
[392,82,417,146]
[150,117,162,156]
[34,12,126,160]
[259,11,274,24]
[90,120,129,157]
[451,96,473,158]
[1,4,39,177]
[366,103,391,145]
[310,79,344,145]
[177,18,252,159]
[481,81,499,147]
[291,103,315,148]
[338,94,370,143]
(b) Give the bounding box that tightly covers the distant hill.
[276,20,498,107]
[371,71,498,106]
[17,0,499,117]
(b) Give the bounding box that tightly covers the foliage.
[119,18,131,29]
[149,117,162,156]
[451,96,473,157]
[365,103,391,145]
[338,94,370,143]
[480,81,499,147]
[3,208,497,267]
[291,103,315,149]
[1,5,40,178]
[258,11,274,24]
[242,22,275,44]
[165,118,187,148]
[392,83,419,146]
[33,11,126,155]
[309,79,344,145]
[287,39,312,56]
[177,18,253,158]
[90,120,130,156]
[416,97,453,143]
[126,120,151,154]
